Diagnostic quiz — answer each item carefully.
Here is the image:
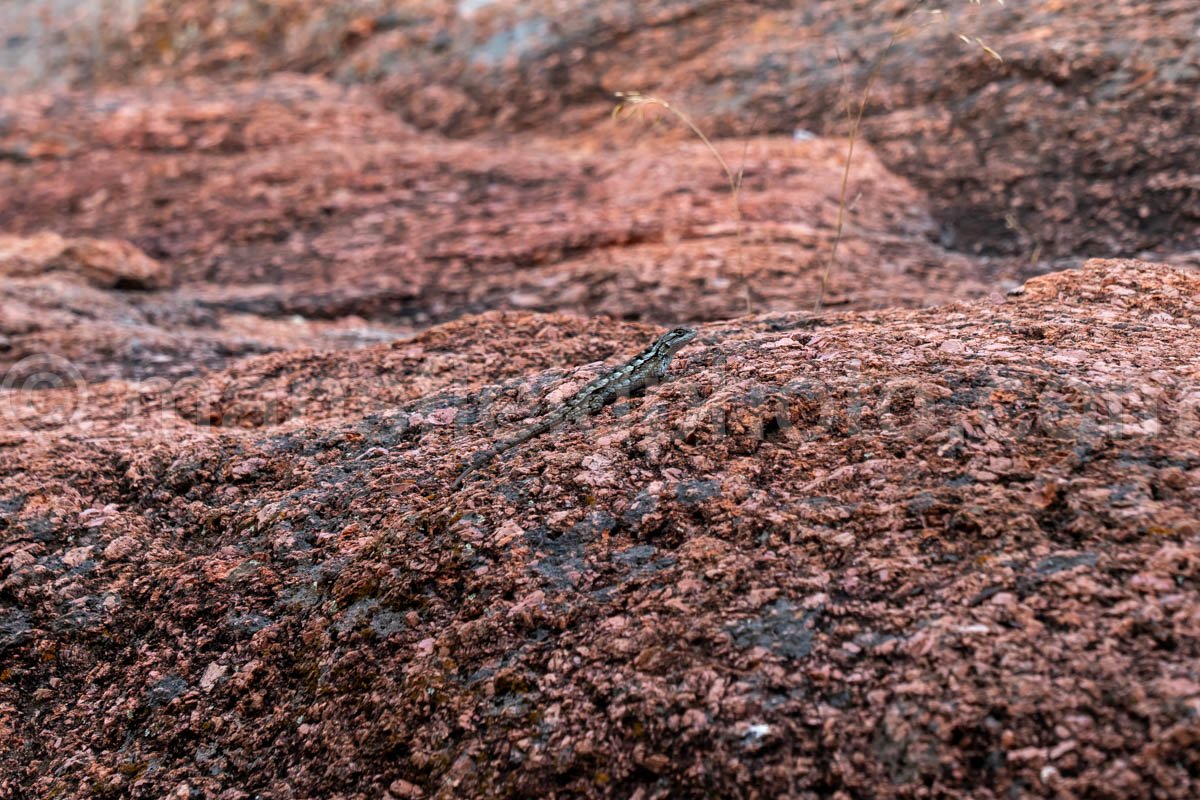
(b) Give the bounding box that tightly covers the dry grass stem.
[613,92,753,315]
[816,0,1005,311]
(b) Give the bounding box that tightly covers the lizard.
[453,327,698,488]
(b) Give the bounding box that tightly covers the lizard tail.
[452,416,559,489]
[453,449,494,489]
[452,465,471,490]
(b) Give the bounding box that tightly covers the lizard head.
[655,327,698,356]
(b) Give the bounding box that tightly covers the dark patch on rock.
[0,608,32,653]
[144,675,188,707]
[675,479,721,506]
[727,599,817,661]
[1036,552,1099,575]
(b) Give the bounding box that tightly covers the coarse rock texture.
[1,259,1198,798]
[2,2,1200,798]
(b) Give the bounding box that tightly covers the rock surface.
[57,0,1200,263]
[0,231,169,290]
[2,259,1199,798]
[1,2,1199,798]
